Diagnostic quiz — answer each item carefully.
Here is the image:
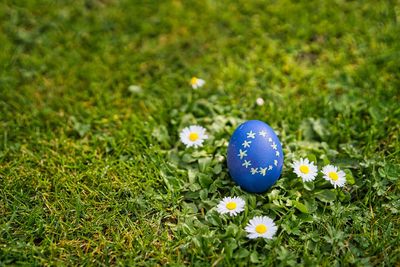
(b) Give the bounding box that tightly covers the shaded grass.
[1,0,399,265]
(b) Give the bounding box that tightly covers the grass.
[1,0,399,265]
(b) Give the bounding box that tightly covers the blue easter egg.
[227,120,284,193]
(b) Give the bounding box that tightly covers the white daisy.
[321,165,346,188]
[216,197,245,216]
[179,125,208,148]
[256,97,265,106]
[292,158,318,182]
[245,216,277,239]
[190,77,205,89]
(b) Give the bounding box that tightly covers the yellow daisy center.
[190,77,198,85]
[226,202,237,210]
[255,224,267,234]
[329,172,339,181]
[189,132,199,141]
[299,165,309,174]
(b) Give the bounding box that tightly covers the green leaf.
[184,191,200,200]
[212,164,222,174]
[199,189,208,201]
[298,214,314,223]
[380,164,400,181]
[307,154,317,163]
[198,157,212,172]
[345,169,355,185]
[163,176,181,192]
[322,157,331,166]
[338,190,351,202]
[191,150,209,158]
[205,211,222,226]
[182,202,198,213]
[224,238,237,258]
[310,118,330,139]
[292,200,309,213]
[192,236,202,248]
[187,168,197,183]
[181,223,194,235]
[315,189,336,202]
[189,182,202,192]
[198,173,213,188]
[303,181,315,191]
[225,224,239,237]
[151,125,169,145]
[250,251,260,263]
[268,189,281,201]
[71,116,90,137]
[263,203,284,211]
[304,198,317,213]
[378,167,386,178]
[247,195,256,209]
[182,153,196,163]
[236,248,250,258]
[369,106,385,122]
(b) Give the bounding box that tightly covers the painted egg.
[227,120,284,193]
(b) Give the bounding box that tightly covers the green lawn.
[1,0,399,265]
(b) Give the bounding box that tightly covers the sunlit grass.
[0,0,399,265]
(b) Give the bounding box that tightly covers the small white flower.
[292,158,318,182]
[256,97,265,106]
[250,168,258,175]
[216,197,245,216]
[242,160,251,168]
[247,131,256,139]
[245,216,277,239]
[190,77,205,89]
[322,165,346,188]
[242,140,251,148]
[238,149,247,159]
[179,125,208,148]
[128,85,142,94]
[271,142,277,150]
[259,167,267,176]
[259,130,267,137]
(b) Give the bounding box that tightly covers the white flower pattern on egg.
[247,131,256,139]
[242,160,252,168]
[242,140,251,148]
[227,120,284,193]
[236,126,282,177]
[250,168,258,175]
